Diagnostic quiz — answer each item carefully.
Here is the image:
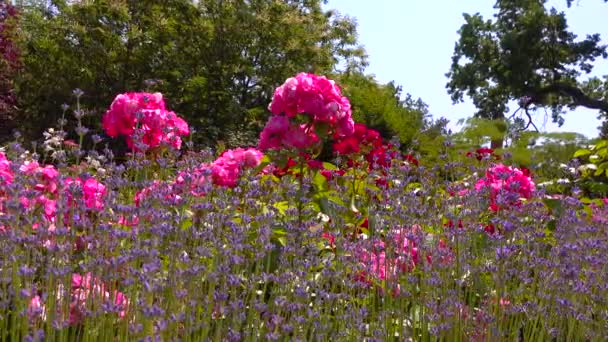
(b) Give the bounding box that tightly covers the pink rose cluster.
[64,176,106,211]
[183,147,264,192]
[209,147,265,187]
[29,273,128,325]
[0,152,13,214]
[0,152,13,186]
[135,148,264,208]
[475,163,535,211]
[102,92,189,150]
[259,73,355,151]
[357,227,421,295]
[172,147,264,196]
[0,154,106,232]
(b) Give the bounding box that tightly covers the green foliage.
[0,2,21,142]
[447,0,608,129]
[336,72,444,150]
[451,117,588,186]
[581,75,608,136]
[453,118,508,147]
[13,0,367,147]
[573,139,608,196]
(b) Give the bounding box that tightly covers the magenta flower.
[0,152,13,185]
[69,273,129,324]
[269,73,352,128]
[210,148,264,187]
[357,227,421,295]
[27,273,129,325]
[64,177,106,211]
[259,73,355,152]
[475,163,535,211]
[102,92,189,150]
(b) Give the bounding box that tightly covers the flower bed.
[0,73,606,341]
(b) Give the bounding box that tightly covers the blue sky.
[326,0,608,138]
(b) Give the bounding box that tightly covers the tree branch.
[529,82,608,113]
[509,105,539,132]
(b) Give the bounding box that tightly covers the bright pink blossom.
[258,116,319,151]
[282,124,319,150]
[260,73,355,152]
[0,153,13,229]
[0,152,13,185]
[69,273,129,323]
[28,295,45,321]
[65,177,106,211]
[475,164,535,211]
[102,92,189,150]
[28,274,129,325]
[358,227,421,294]
[210,148,264,187]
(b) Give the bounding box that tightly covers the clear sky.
[325,0,608,138]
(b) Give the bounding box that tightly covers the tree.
[446,0,608,146]
[0,2,20,142]
[12,0,367,148]
[337,72,431,148]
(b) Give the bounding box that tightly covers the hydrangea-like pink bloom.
[68,273,129,324]
[28,295,45,321]
[269,73,352,130]
[357,227,421,295]
[0,153,12,231]
[14,162,61,224]
[258,116,320,152]
[134,148,265,209]
[29,273,129,325]
[475,164,535,211]
[0,157,107,234]
[0,152,13,186]
[210,148,264,187]
[64,177,106,211]
[284,124,319,150]
[259,73,354,152]
[102,92,189,150]
[258,115,290,151]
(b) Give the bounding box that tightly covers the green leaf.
[542,198,564,217]
[581,205,594,222]
[574,149,592,158]
[253,155,272,174]
[322,162,338,170]
[595,140,608,150]
[272,201,290,216]
[594,161,608,176]
[272,226,288,247]
[181,219,192,230]
[312,171,329,192]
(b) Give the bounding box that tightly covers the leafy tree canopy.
[337,72,449,153]
[447,0,608,136]
[0,2,20,142]
[12,0,367,148]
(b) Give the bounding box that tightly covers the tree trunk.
[490,138,503,149]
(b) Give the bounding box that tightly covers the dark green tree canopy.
[336,72,448,157]
[447,0,608,132]
[12,0,367,147]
